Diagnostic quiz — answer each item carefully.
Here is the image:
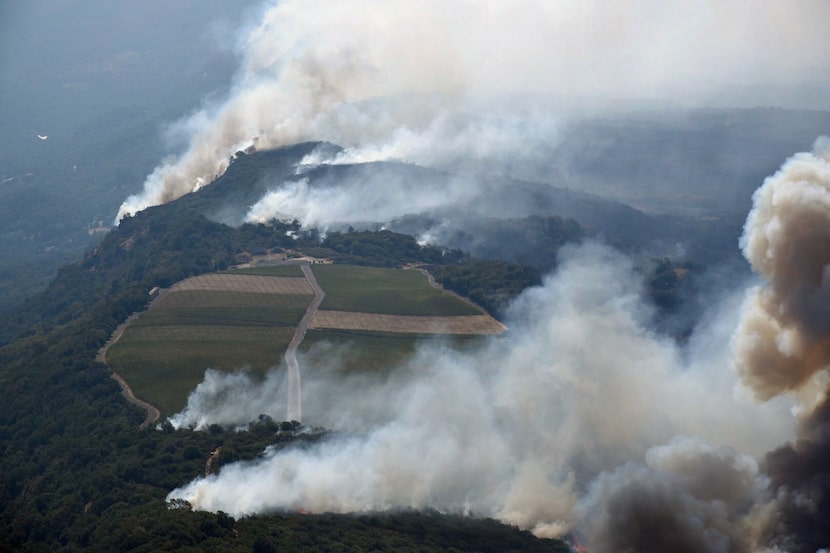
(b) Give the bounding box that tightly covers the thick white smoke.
[245,172,478,229]
[167,243,796,549]
[116,0,830,222]
[168,369,288,430]
[242,110,564,229]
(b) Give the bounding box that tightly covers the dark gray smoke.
[575,437,764,553]
[760,396,830,553]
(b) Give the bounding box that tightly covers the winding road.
[285,263,326,422]
[96,309,161,428]
[111,372,161,429]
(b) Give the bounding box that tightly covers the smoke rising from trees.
[116,0,830,222]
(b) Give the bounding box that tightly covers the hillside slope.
[0,202,567,551]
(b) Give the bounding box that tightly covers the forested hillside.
[0,135,719,549]
[0,200,573,550]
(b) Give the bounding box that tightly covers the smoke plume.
[116,0,830,222]
[244,169,479,229]
[167,243,796,550]
[734,138,830,402]
[168,369,288,430]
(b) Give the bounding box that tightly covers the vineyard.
[105,264,504,415]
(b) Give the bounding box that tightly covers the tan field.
[310,310,506,335]
[170,273,314,295]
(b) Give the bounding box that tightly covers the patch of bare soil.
[309,310,506,334]
[172,274,313,295]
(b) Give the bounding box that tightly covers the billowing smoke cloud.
[734,138,830,402]
[760,401,830,553]
[167,243,796,550]
[116,0,830,222]
[731,138,830,552]
[575,437,767,553]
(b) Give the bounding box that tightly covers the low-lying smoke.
[244,146,584,235]
[116,0,830,223]
[167,243,795,550]
[168,369,287,430]
[295,108,564,182]
[244,171,479,229]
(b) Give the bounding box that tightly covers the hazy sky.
[0,0,260,134]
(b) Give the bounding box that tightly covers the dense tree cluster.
[429,261,543,316]
[321,229,464,267]
[442,215,586,273]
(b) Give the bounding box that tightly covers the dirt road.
[285,263,326,422]
[110,372,161,429]
[97,296,162,428]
